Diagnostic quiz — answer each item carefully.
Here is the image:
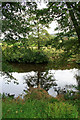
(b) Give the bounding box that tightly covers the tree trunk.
[38,40,40,50]
[66,2,80,45]
[37,26,40,50]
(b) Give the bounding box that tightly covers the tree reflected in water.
[75,74,80,94]
[0,72,18,84]
[0,68,80,98]
[24,70,57,92]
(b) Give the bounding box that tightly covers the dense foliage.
[38,2,80,44]
[2,44,48,64]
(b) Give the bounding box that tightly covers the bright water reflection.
[0,68,79,98]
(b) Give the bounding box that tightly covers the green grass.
[2,96,79,118]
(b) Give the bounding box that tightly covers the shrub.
[2,46,49,63]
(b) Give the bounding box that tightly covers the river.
[0,63,80,98]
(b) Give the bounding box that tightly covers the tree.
[37,2,80,45]
[28,29,52,48]
[2,2,31,43]
[25,2,50,49]
[66,2,80,44]
[2,2,51,48]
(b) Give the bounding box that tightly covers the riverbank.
[2,88,79,118]
[2,44,80,72]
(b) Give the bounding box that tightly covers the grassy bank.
[2,94,79,119]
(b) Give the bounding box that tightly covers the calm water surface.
[0,63,80,98]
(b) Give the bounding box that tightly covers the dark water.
[0,63,80,98]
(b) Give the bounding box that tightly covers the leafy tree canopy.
[37,2,80,44]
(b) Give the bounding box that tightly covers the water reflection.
[0,71,19,85]
[24,71,57,92]
[0,66,80,98]
[75,73,80,94]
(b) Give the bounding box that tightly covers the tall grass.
[2,97,78,118]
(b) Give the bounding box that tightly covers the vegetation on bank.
[2,45,49,64]
[2,89,79,119]
[2,40,80,72]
